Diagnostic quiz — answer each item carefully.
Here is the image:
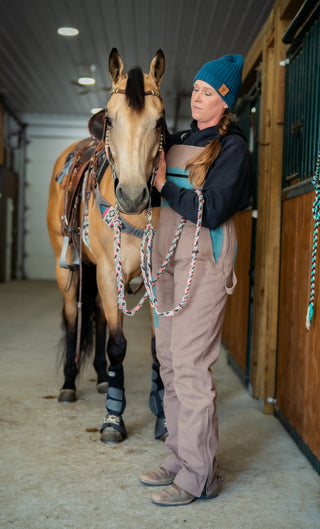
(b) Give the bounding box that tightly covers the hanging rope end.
[306,304,313,331]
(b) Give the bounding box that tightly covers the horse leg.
[93,294,108,394]
[57,263,98,402]
[149,334,168,441]
[58,311,78,402]
[100,329,128,444]
[95,265,128,444]
[57,268,79,403]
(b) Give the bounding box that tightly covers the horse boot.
[100,365,127,444]
[149,363,168,441]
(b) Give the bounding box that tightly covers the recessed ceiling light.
[78,77,96,86]
[57,27,79,37]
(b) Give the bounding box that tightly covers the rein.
[113,190,204,317]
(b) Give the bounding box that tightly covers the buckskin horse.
[47,48,167,444]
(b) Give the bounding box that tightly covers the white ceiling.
[0,0,274,126]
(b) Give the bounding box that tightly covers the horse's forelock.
[125,67,145,112]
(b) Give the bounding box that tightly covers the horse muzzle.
[115,183,150,214]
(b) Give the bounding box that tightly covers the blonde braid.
[186,110,235,187]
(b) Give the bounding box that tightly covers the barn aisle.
[0,280,319,529]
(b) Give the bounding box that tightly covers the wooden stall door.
[222,208,253,383]
[277,191,320,463]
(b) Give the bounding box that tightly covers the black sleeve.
[150,185,161,207]
[160,135,254,229]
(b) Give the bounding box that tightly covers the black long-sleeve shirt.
[160,120,254,230]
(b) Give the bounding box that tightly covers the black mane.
[125,67,145,111]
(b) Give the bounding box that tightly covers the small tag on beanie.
[218,84,229,96]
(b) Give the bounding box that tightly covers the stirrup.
[59,235,80,270]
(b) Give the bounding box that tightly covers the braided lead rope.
[113,212,186,316]
[306,149,320,330]
[113,215,148,316]
[113,189,204,317]
[141,190,204,316]
[140,215,187,313]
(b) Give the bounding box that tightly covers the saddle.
[56,110,107,269]
[58,137,102,269]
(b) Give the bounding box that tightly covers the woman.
[140,54,254,506]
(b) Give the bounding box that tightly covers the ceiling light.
[78,77,96,86]
[91,107,104,114]
[57,27,79,37]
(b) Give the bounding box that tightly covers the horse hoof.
[154,415,168,442]
[158,430,168,442]
[58,389,76,403]
[100,414,127,444]
[97,381,108,394]
[100,428,125,444]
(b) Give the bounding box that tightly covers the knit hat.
[193,54,244,110]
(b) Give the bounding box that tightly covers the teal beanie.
[193,54,244,110]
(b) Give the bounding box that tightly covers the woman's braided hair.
[186,109,235,187]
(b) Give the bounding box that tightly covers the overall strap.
[163,166,223,262]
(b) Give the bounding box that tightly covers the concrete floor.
[0,280,319,529]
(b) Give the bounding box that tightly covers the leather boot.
[139,467,176,486]
[151,483,196,506]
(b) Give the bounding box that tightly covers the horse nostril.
[141,186,148,203]
[116,184,149,212]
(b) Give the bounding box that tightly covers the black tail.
[78,263,98,366]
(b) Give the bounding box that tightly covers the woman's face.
[191,80,228,129]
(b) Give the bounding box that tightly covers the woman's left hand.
[154,150,167,193]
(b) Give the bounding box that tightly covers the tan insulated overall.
[152,144,238,498]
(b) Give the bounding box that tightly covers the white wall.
[23,114,89,279]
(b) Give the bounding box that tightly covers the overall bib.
[152,144,238,497]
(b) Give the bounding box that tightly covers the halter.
[110,87,162,99]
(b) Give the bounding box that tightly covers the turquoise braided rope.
[306,149,320,330]
[113,189,204,317]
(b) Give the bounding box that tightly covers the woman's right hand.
[154,150,167,193]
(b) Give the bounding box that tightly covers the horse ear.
[149,49,165,87]
[109,48,125,86]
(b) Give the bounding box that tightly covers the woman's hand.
[154,150,166,193]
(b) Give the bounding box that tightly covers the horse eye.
[155,117,164,129]
[105,116,112,128]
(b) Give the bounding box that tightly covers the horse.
[47,48,167,444]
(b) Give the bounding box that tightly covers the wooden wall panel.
[223,209,252,374]
[249,7,288,412]
[277,191,320,460]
